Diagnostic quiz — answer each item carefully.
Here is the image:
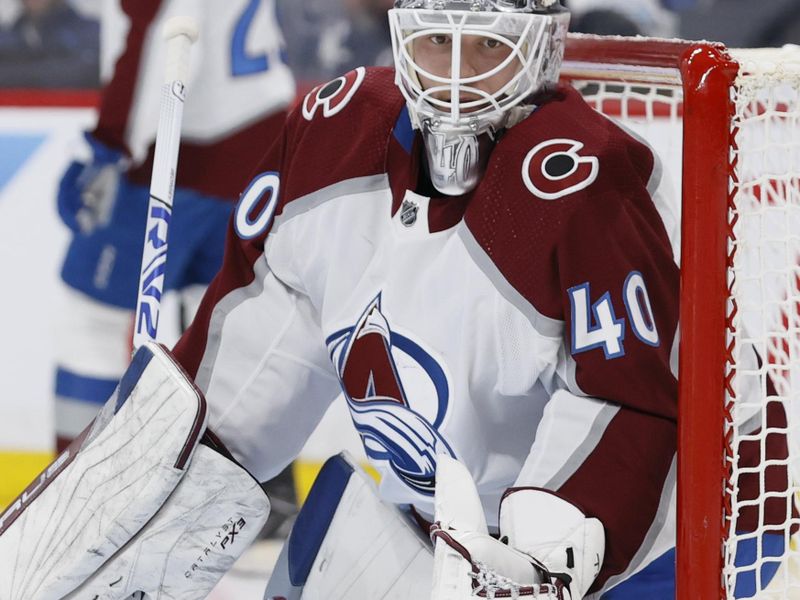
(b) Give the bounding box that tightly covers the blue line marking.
[0,135,45,193]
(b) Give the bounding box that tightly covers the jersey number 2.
[568,271,660,360]
[231,0,270,76]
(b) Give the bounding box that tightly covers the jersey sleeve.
[92,0,164,156]
[515,148,680,591]
[565,187,678,590]
[171,116,342,482]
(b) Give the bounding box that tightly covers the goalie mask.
[389,0,570,195]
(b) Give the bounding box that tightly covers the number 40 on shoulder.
[568,271,660,360]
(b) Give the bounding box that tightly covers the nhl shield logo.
[400,198,419,227]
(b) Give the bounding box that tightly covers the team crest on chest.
[302,67,366,121]
[522,138,599,200]
[327,293,455,496]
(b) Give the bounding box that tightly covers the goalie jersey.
[172,67,791,595]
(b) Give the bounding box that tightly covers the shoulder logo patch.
[302,67,366,121]
[522,139,599,200]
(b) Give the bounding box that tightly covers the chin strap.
[421,125,496,196]
[418,100,538,196]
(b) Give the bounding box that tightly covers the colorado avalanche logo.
[302,67,366,121]
[327,293,455,496]
[522,138,599,200]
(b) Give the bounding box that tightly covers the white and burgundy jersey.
[171,67,787,594]
[94,0,295,199]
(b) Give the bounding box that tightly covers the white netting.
[564,42,800,599]
[724,49,800,599]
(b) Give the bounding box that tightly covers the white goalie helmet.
[389,0,570,195]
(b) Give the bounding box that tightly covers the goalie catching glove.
[430,456,605,600]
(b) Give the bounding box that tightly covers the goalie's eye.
[483,38,503,50]
[429,34,451,46]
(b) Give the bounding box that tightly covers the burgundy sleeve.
[457,86,681,590]
[554,169,680,591]
[171,115,291,377]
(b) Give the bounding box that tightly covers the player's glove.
[430,456,605,600]
[58,133,128,235]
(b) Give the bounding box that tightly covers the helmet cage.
[393,0,563,14]
[389,7,569,134]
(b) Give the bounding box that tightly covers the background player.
[53,0,299,540]
[54,0,294,450]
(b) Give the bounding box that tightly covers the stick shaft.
[133,20,197,350]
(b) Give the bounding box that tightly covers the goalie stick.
[133,16,199,348]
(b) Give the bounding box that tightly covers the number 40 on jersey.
[569,271,660,360]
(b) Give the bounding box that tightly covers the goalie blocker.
[0,342,270,600]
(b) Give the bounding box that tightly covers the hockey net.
[561,36,800,599]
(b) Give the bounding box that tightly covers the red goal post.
[561,34,800,599]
